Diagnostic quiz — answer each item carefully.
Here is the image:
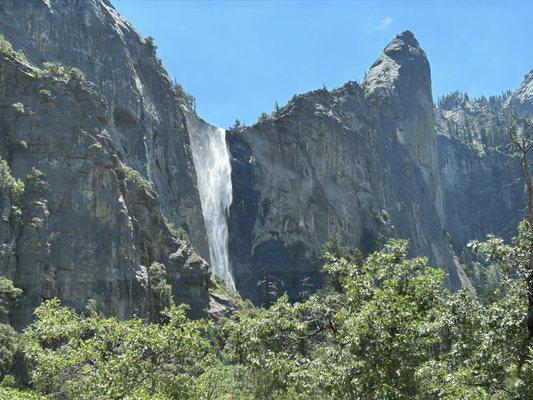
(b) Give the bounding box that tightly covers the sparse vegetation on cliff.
[0,159,24,209]
[0,35,27,63]
[42,62,85,82]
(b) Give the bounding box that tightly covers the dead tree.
[508,114,533,342]
[257,265,283,308]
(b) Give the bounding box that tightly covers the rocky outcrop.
[506,70,533,117]
[228,32,471,303]
[0,3,228,326]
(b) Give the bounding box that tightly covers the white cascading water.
[188,117,235,290]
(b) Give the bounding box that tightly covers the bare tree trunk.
[520,153,533,338]
[509,115,533,340]
[264,265,271,309]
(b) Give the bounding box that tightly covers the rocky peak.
[363,30,439,210]
[363,30,430,104]
[505,69,533,116]
[381,30,424,60]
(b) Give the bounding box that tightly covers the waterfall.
[187,115,235,290]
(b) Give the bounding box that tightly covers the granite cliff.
[0,0,531,318]
[0,0,233,326]
[228,32,464,302]
[227,33,531,303]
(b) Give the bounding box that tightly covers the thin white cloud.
[373,17,393,31]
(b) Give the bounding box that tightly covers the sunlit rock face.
[435,82,532,252]
[506,70,533,117]
[0,0,531,318]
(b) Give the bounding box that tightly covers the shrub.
[25,168,48,194]
[258,112,270,122]
[145,36,157,52]
[42,62,85,82]
[164,217,192,247]
[11,103,24,114]
[24,300,213,399]
[38,89,52,101]
[147,262,174,323]
[118,161,154,192]
[0,159,24,208]
[0,277,22,319]
[0,387,47,400]
[173,81,196,110]
[0,35,27,64]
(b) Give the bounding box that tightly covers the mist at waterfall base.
[188,118,235,290]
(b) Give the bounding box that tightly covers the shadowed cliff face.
[228,32,473,303]
[0,54,218,327]
[228,30,533,304]
[435,88,531,252]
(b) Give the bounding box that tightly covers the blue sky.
[114,0,532,128]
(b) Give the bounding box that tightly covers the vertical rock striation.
[435,86,531,251]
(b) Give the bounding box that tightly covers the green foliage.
[148,262,174,323]
[25,168,48,194]
[0,387,48,399]
[258,112,270,123]
[173,81,196,110]
[230,118,244,130]
[0,159,24,209]
[11,102,24,114]
[209,274,251,311]
[321,229,362,264]
[0,224,530,399]
[24,300,213,399]
[42,62,85,82]
[0,35,27,64]
[118,161,154,191]
[0,324,17,383]
[38,88,52,101]
[145,36,157,52]
[461,246,503,302]
[0,278,22,385]
[0,278,22,321]
[164,217,192,247]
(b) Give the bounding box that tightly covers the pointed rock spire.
[363,30,431,107]
[363,31,440,210]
